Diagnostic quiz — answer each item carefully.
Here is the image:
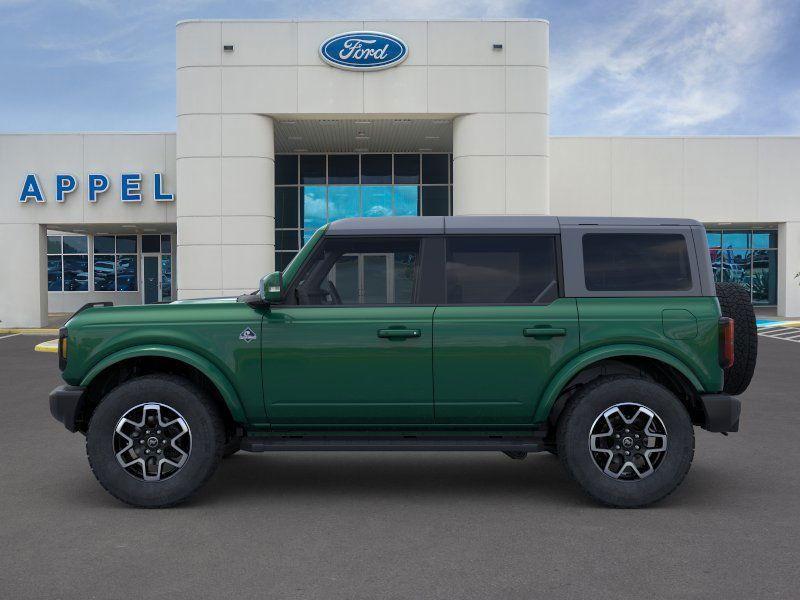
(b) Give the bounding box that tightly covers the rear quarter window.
[582,233,692,292]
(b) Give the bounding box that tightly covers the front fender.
[80,344,247,423]
[532,344,705,423]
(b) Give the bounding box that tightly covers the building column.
[0,224,46,327]
[177,114,275,299]
[777,221,800,317]
[452,113,549,216]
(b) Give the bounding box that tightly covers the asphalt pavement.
[1,332,798,599]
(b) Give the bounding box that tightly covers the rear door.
[262,235,436,424]
[433,235,580,424]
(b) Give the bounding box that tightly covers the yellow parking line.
[34,339,59,353]
[0,328,60,335]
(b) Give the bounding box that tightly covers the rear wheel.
[715,282,758,395]
[86,374,225,508]
[557,376,694,508]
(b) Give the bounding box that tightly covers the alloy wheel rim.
[589,403,668,480]
[113,403,191,482]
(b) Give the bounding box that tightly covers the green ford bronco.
[50,216,757,508]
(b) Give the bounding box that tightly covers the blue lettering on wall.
[18,173,174,205]
[55,174,77,202]
[19,174,45,203]
[121,173,142,202]
[319,31,408,71]
[87,174,110,203]
[153,173,174,202]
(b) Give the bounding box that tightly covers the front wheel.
[86,375,225,508]
[557,376,694,508]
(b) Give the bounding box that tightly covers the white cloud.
[551,0,791,133]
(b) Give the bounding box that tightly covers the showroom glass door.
[140,234,174,304]
[142,255,160,304]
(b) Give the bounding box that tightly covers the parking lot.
[1,332,798,600]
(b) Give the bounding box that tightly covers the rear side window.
[583,233,692,291]
[445,236,559,304]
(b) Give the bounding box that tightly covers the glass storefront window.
[161,255,172,300]
[707,228,778,305]
[47,256,62,291]
[394,186,419,216]
[93,255,115,291]
[63,255,89,291]
[117,255,137,291]
[328,186,360,221]
[300,155,325,184]
[362,186,392,217]
[47,234,88,292]
[275,153,453,269]
[302,185,327,230]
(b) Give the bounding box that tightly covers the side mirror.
[260,271,283,303]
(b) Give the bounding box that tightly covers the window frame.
[441,234,563,306]
[47,234,89,293]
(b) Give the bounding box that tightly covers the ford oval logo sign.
[320,31,408,71]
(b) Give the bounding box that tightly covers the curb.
[34,339,59,353]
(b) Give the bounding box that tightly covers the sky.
[0,0,798,135]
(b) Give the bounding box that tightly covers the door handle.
[523,327,567,338]
[377,329,421,339]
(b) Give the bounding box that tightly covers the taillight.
[719,317,734,369]
[58,327,68,371]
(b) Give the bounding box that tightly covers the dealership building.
[1,18,799,327]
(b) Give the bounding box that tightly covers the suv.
[49,216,757,508]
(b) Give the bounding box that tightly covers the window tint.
[583,233,692,291]
[446,236,558,304]
[296,238,420,305]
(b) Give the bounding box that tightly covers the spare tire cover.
[715,282,758,395]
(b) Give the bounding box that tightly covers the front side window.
[583,233,692,292]
[295,238,420,305]
[445,236,559,304]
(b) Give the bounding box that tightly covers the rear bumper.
[49,385,86,433]
[699,393,741,433]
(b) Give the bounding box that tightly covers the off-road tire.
[715,282,758,395]
[86,374,225,508]
[557,375,694,508]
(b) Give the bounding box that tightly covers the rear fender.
[533,344,705,423]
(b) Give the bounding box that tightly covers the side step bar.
[240,435,544,453]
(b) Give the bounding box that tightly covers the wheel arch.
[535,345,705,427]
[77,345,246,433]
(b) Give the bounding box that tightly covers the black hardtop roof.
[325,216,702,236]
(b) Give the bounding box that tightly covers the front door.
[433,235,581,424]
[262,235,435,424]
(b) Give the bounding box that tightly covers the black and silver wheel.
[87,374,225,508]
[557,375,694,508]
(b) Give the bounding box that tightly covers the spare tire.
[715,282,757,395]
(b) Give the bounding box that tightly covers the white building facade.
[1,19,799,327]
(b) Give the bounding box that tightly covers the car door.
[433,234,580,424]
[262,235,435,424]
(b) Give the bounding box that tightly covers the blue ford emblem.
[319,31,408,71]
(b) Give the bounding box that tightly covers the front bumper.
[699,393,741,433]
[49,385,86,433]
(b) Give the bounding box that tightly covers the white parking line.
[759,326,800,343]
[0,333,21,341]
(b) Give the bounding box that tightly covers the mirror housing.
[260,271,283,304]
